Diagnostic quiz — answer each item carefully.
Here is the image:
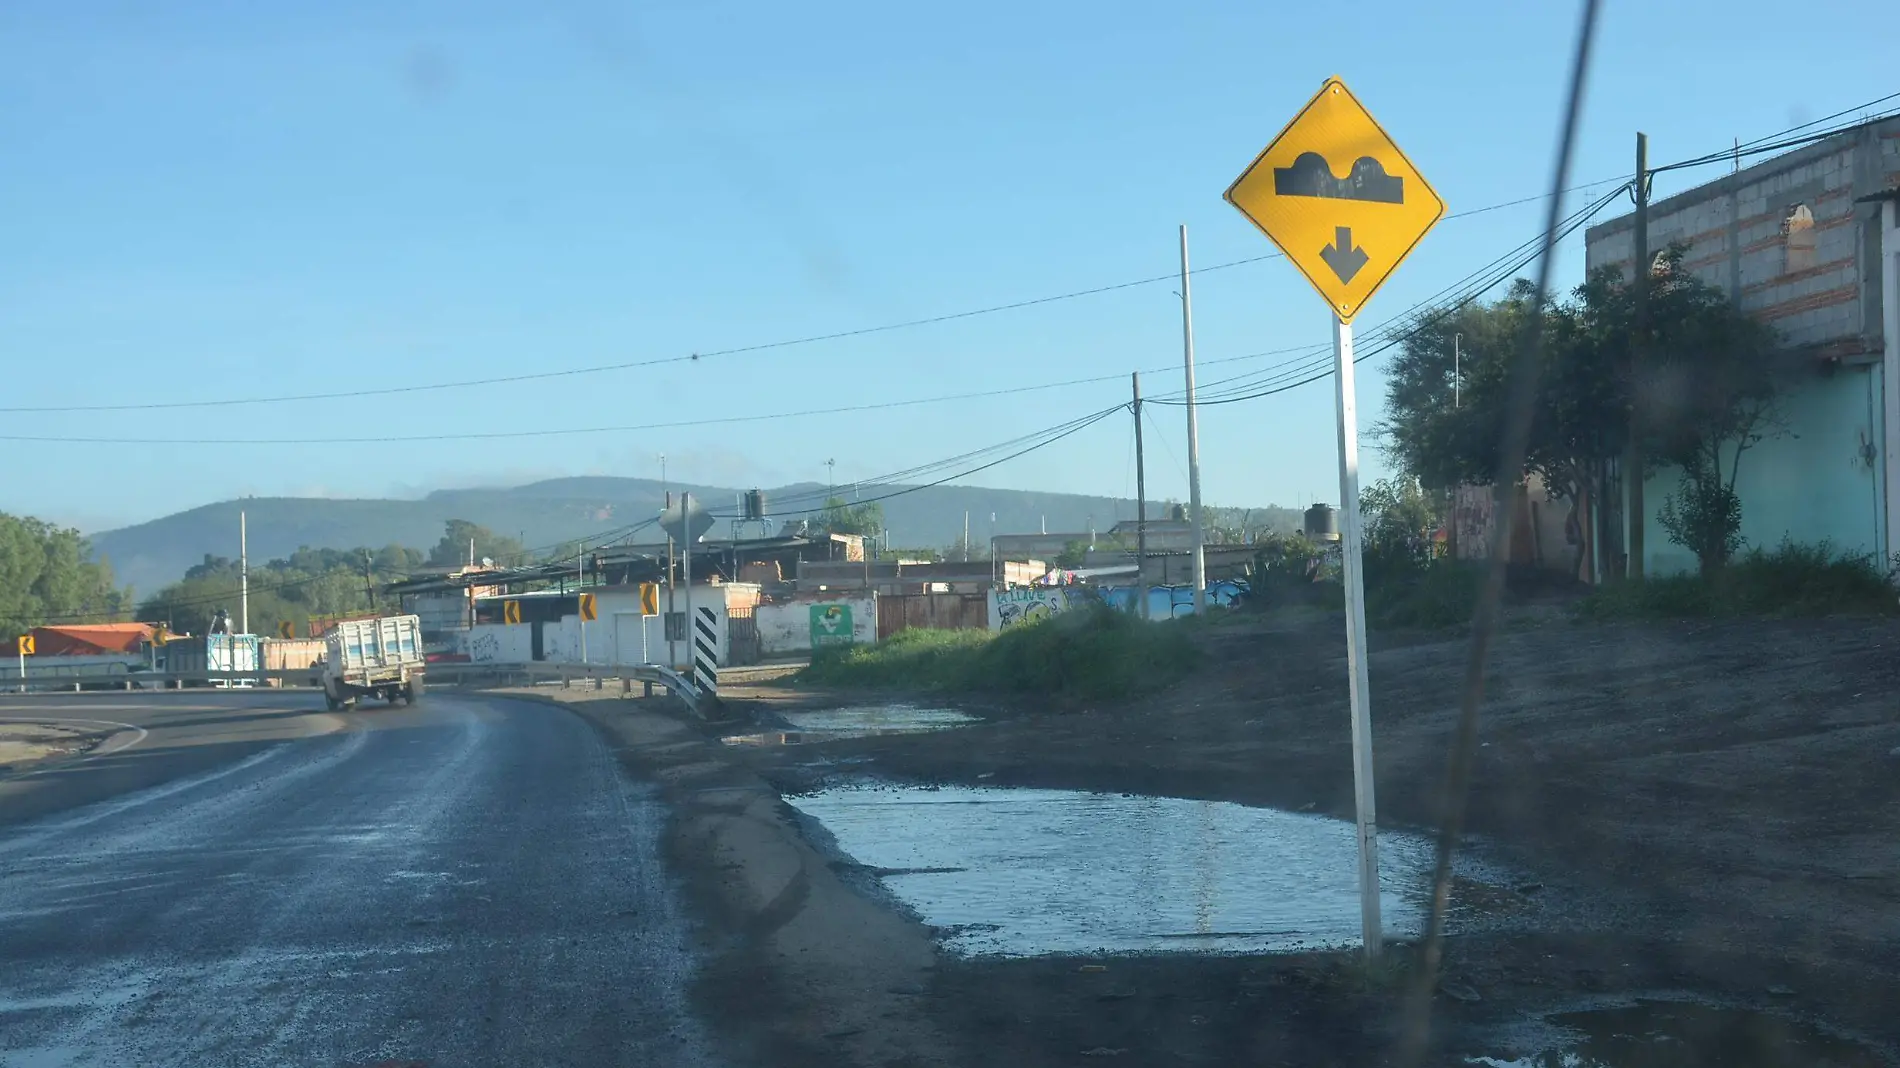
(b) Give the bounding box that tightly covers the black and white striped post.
[693,605,720,699]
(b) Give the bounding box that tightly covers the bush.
[1574,540,1899,620]
[1244,534,1343,611]
[1366,560,1486,629]
[799,602,1201,702]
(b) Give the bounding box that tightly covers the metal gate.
[877,592,988,640]
[726,606,760,666]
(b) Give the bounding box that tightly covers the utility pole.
[661,454,675,670]
[239,510,249,635]
[1179,225,1208,615]
[1131,372,1148,619]
[1627,131,1650,579]
[362,549,377,611]
[1453,333,1463,409]
[578,548,588,665]
[681,492,694,678]
[962,511,970,562]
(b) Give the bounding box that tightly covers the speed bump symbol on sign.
[18,635,35,656]
[503,600,522,625]
[578,593,598,623]
[1224,76,1444,322]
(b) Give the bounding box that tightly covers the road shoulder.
[520,687,957,1068]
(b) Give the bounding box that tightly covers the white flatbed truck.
[319,615,426,710]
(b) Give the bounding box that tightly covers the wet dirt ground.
[696,611,1900,1066]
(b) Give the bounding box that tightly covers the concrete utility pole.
[1871,191,1900,562]
[1179,225,1208,615]
[1627,131,1650,578]
[1131,372,1148,619]
[578,549,587,665]
[962,511,970,562]
[661,454,675,670]
[239,510,248,635]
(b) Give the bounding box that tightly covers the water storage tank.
[1303,503,1339,542]
[743,489,767,520]
[1169,503,1187,522]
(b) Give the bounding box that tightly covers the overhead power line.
[0,178,1685,418]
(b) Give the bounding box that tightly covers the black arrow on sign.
[1320,226,1369,283]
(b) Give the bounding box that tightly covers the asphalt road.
[0,691,722,1068]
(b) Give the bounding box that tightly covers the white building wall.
[756,598,877,656]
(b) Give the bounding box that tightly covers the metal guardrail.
[9,662,710,715]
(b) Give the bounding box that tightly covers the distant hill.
[89,478,1300,593]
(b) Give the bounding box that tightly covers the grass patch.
[1574,540,1900,620]
[799,603,1201,702]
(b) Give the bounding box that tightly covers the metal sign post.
[1331,313,1381,956]
[1223,75,1446,960]
[17,634,34,693]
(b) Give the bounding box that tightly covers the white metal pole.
[681,492,694,674]
[1332,314,1383,960]
[17,648,23,694]
[1179,224,1208,614]
[239,510,248,635]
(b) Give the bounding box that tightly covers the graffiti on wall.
[1453,485,1497,560]
[1098,580,1250,618]
[810,604,856,648]
[989,586,1089,631]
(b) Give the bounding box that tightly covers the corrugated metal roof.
[3,623,156,657]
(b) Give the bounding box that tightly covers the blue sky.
[1,0,1892,533]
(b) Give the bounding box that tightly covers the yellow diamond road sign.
[1225,77,1444,323]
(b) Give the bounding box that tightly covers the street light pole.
[1453,333,1463,409]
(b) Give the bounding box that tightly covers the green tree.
[137,541,423,635]
[815,497,885,539]
[944,530,991,563]
[1052,540,1091,570]
[428,520,527,568]
[0,513,130,639]
[1359,477,1443,585]
[1380,251,1780,574]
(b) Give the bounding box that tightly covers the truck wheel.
[325,695,341,711]
[404,678,425,705]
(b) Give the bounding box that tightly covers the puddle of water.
[1470,1000,1884,1067]
[786,783,1441,956]
[723,704,977,746]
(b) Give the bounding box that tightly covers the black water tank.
[743,489,767,520]
[1169,503,1187,522]
[1303,503,1339,542]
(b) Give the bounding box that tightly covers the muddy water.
[787,783,1441,956]
[722,704,977,746]
[1469,999,1884,1067]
